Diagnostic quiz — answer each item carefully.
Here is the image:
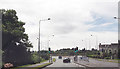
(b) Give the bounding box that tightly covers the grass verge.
[96,58,120,63]
[30,63,52,69]
[11,60,48,69]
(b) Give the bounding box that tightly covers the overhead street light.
[37,18,51,63]
[114,16,120,19]
[91,35,98,50]
[48,35,54,49]
[38,18,51,52]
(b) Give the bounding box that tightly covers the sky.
[0,0,119,51]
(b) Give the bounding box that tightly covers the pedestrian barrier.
[79,56,89,62]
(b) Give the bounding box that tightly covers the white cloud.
[0,0,118,50]
[100,23,113,26]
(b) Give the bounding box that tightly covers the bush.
[87,55,97,58]
[40,54,49,60]
[31,52,40,63]
[31,52,49,64]
[104,57,111,59]
[87,55,102,59]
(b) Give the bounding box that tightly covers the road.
[42,56,119,69]
[43,56,85,69]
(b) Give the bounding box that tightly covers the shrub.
[104,57,111,59]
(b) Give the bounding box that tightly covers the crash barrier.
[79,56,89,62]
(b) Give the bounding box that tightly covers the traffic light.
[48,47,51,53]
[76,47,78,52]
[48,18,51,20]
[75,48,77,52]
[75,47,78,52]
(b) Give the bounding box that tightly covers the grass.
[6,59,55,69]
[97,59,102,61]
[96,58,120,63]
[11,60,48,69]
[30,63,52,69]
[114,59,120,61]
[53,58,56,62]
[11,63,51,69]
[29,58,55,69]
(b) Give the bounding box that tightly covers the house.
[99,43,118,59]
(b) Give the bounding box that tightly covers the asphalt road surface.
[43,56,85,69]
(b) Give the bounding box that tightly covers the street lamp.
[38,18,50,63]
[38,18,51,52]
[82,40,87,50]
[114,16,120,19]
[91,35,98,50]
[47,35,54,63]
[48,35,54,49]
[83,38,91,50]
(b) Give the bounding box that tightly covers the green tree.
[1,9,33,66]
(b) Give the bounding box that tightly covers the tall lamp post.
[38,18,50,62]
[114,16,120,19]
[114,16,120,60]
[82,40,87,50]
[48,35,54,63]
[91,35,98,50]
[38,18,50,52]
[48,35,54,48]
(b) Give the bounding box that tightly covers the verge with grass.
[30,63,52,69]
[11,60,48,69]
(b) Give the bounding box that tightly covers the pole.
[48,40,50,63]
[38,18,51,63]
[85,40,87,50]
[89,39,91,50]
[38,20,41,62]
[96,35,98,50]
[38,20,41,52]
[48,35,54,63]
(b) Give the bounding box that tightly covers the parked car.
[58,56,62,59]
[63,58,71,63]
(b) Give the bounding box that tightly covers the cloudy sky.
[0,0,119,51]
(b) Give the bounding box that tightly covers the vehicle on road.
[63,58,71,63]
[58,56,62,59]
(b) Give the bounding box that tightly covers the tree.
[1,9,33,66]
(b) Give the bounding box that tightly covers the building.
[99,43,118,59]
